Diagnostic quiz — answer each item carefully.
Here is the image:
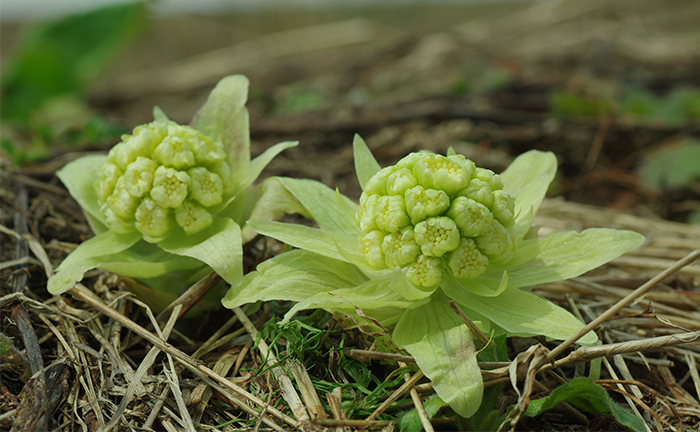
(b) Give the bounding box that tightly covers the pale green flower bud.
[473,168,503,191]
[474,220,515,263]
[188,167,223,207]
[175,200,213,235]
[123,157,157,198]
[358,193,380,233]
[395,152,425,171]
[210,161,234,194]
[405,254,443,288]
[134,197,174,240]
[95,162,123,202]
[447,196,492,237]
[457,179,493,208]
[364,166,394,196]
[374,195,410,233]
[101,204,135,234]
[386,169,417,196]
[150,166,190,208]
[154,135,196,170]
[491,190,515,228]
[447,238,489,280]
[106,177,140,219]
[413,154,469,196]
[360,230,386,268]
[404,185,450,224]
[382,226,420,268]
[116,126,163,169]
[414,216,461,257]
[447,154,476,180]
[356,151,518,288]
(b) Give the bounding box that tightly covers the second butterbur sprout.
[357,152,516,289]
[96,120,232,241]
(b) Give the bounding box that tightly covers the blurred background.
[2,0,700,224]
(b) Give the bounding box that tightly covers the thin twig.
[543,249,700,364]
[449,300,489,346]
[399,361,434,432]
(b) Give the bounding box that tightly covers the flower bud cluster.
[357,152,516,289]
[95,121,233,241]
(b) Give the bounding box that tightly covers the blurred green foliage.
[551,85,700,125]
[1,2,147,165]
[639,139,700,191]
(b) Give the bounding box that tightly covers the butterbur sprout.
[223,134,645,418]
[48,75,300,312]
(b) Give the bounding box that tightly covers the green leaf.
[486,228,645,289]
[353,134,381,191]
[286,275,425,326]
[222,249,368,310]
[639,139,700,190]
[232,141,298,195]
[446,287,598,345]
[48,229,142,294]
[393,296,483,418]
[524,377,646,432]
[227,177,310,243]
[190,75,250,172]
[158,217,243,286]
[247,220,363,265]
[277,177,360,236]
[56,154,109,233]
[397,395,445,432]
[500,150,557,238]
[1,2,147,120]
[471,334,508,430]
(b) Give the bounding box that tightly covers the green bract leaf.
[232,141,298,196]
[524,377,646,432]
[277,177,359,236]
[485,228,645,289]
[222,249,368,311]
[190,75,250,172]
[393,295,483,418]
[285,275,426,326]
[447,287,598,344]
[229,177,310,243]
[158,217,243,286]
[57,154,109,233]
[48,229,142,294]
[500,150,557,238]
[353,134,381,190]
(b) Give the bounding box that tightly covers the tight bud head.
[382,226,420,268]
[188,167,224,207]
[447,238,489,280]
[404,186,450,224]
[405,254,443,289]
[134,197,174,241]
[374,195,410,233]
[150,166,190,208]
[474,220,515,263]
[447,196,492,238]
[413,154,469,196]
[360,230,386,268]
[175,200,214,235]
[414,216,461,258]
[386,168,418,196]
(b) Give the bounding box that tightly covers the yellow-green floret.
[356,151,516,289]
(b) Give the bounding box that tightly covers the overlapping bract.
[96,121,232,241]
[357,152,516,288]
